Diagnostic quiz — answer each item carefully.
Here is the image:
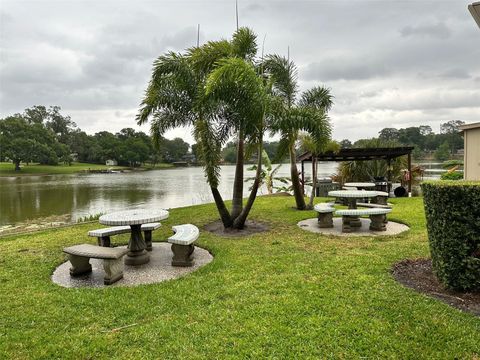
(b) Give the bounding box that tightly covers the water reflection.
[0,163,338,225]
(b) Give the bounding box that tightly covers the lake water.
[0,162,339,226]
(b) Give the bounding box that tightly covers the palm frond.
[262,54,298,105]
[231,27,258,60]
[299,86,334,112]
[187,40,232,74]
[193,119,223,188]
[205,57,265,135]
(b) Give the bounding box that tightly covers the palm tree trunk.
[307,156,317,209]
[211,187,233,228]
[233,142,262,229]
[231,131,244,218]
[290,144,306,210]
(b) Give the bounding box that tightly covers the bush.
[440,171,463,180]
[421,181,480,290]
[441,159,463,169]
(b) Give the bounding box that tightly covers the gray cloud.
[0,0,479,143]
[400,22,452,39]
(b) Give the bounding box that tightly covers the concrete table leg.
[342,216,353,233]
[347,198,362,228]
[125,224,150,266]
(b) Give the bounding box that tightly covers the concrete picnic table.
[328,190,379,209]
[344,182,376,189]
[99,209,169,266]
[328,189,380,229]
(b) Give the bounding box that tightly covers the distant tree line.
[0,105,192,170]
[338,120,465,160]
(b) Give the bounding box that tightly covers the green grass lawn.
[0,162,173,176]
[0,196,478,359]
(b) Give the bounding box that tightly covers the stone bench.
[356,202,392,209]
[88,223,161,250]
[335,208,392,233]
[313,203,335,228]
[168,224,199,267]
[63,244,129,285]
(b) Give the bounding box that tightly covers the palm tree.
[339,138,408,184]
[299,135,340,209]
[137,28,266,229]
[245,150,286,195]
[263,55,333,210]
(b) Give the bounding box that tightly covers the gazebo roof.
[297,147,414,162]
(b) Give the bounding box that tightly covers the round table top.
[99,209,169,226]
[344,182,376,188]
[328,190,379,198]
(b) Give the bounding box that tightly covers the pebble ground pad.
[52,242,213,288]
[297,217,409,237]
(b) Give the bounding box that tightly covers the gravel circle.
[52,242,213,288]
[297,217,409,237]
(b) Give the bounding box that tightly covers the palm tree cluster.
[137,27,333,229]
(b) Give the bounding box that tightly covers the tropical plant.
[245,150,288,195]
[299,134,340,209]
[137,28,267,229]
[338,138,413,184]
[263,55,333,210]
[440,171,463,180]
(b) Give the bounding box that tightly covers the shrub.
[441,159,463,169]
[421,181,480,290]
[440,171,463,180]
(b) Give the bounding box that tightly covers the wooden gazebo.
[297,146,415,194]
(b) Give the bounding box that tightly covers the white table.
[328,190,378,209]
[344,182,376,189]
[328,190,379,229]
[99,209,169,266]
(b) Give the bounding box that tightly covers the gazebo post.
[407,152,412,197]
[301,160,305,195]
[387,158,392,194]
[311,157,315,196]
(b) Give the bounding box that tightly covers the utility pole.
[235,0,239,30]
[197,24,200,47]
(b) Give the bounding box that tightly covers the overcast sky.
[1,0,479,144]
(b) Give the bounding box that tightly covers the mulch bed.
[392,259,480,316]
[204,219,269,238]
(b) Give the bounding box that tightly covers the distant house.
[459,122,480,180]
[106,159,118,166]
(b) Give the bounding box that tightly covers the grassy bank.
[0,162,173,176]
[0,196,478,358]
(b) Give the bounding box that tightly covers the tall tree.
[263,55,333,210]
[137,27,266,229]
[378,128,399,141]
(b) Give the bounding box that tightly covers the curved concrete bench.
[168,224,199,267]
[88,223,161,250]
[335,208,392,232]
[314,203,335,228]
[357,202,392,209]
[63,244,129,285]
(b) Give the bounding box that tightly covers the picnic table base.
[125,224,150,266]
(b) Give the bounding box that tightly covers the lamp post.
[469,2,480,28]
